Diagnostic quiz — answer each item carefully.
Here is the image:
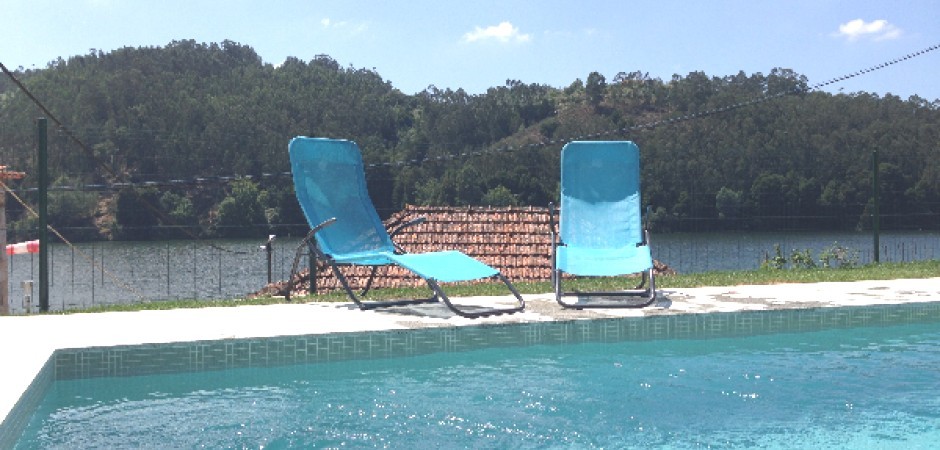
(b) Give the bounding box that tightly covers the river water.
[3,231,938,314]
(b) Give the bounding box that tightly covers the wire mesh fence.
[4,239,293,314]
[4,229,938,314]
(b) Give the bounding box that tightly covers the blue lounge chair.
[286,137,525,318]
[549,141,656,308]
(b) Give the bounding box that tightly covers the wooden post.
[1,189,7,315]
[0,166,26,315]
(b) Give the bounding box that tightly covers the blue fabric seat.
[286,137,524,318]
[550,141,656,308]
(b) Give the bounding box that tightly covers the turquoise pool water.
[15,313,940,448]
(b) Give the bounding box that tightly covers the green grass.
[659,259,940,287]
[40,259,939,315]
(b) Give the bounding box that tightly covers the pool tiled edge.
[0,357,53,449]
[3,277,940,446]
[48,301,940,381]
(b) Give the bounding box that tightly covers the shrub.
[819,242,859,268]
[762,242,858,270]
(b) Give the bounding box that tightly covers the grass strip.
[43,260,938,314]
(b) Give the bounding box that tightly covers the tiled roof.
[388,204,554,279]
[262,205,673,297]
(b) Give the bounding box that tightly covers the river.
[3,231,937,314]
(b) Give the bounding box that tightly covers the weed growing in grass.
[818,242,860,268]
[762,242,859,270]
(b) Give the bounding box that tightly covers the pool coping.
[2,277,940,443]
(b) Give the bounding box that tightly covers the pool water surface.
[16,317,940,448]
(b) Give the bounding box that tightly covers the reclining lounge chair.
[550,140,656,308]
[286,137,525,318]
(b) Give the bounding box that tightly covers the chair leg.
[554,270,656,309]
[330,262,438,310]
[284,218,336,301]
[284,228,318,302]
[634,271,648,290]
[553,269,565,307]
[360,266,379,296]
[430,273,525,319]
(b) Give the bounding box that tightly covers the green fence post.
[872,149,880,264]
[37,117,50,311]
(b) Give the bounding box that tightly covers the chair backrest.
[289,137,396,257]
[559,141,643,249]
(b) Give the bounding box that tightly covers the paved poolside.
[2,277,940,426]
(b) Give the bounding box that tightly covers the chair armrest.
[389,217,426,254]
[284,217,336,301]
[389,216,426,238]
[312,217,337,234]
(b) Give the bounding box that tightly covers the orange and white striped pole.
[6,240,39,255]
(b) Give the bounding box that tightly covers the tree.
[454,166,484,206]
[749,173,795,228]
[715,187,743,221]
[585,71,607,109]
[48,191,98,239]
[482,185,519,207]
[113,187,162,241]
[159,191,198,239]
[214,179,266,238]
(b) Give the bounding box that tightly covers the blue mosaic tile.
[36,302,940,383]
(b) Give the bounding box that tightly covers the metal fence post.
[37,117,50,311]
[872,149,880,263]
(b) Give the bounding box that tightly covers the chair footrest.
[357,297,438,309]
[557,290,656,309]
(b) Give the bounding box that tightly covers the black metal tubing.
[327,257,524,318]
[327,258,438,309]
[287,216,525,319]
[553,267,656,309]
[284,217,336,301]
[360,216,428,296]
[549,203,656,309]
[430,273,525,319]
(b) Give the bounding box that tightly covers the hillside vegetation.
[1,40,938,241]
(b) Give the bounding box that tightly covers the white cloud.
[462,21,531,44]
[320,17,369,35]
[834,19,902,41]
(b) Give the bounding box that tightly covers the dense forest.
[1,40,938,241]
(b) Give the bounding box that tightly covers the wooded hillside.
[1,40,938,240]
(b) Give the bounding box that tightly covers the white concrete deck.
[3,277,940,426]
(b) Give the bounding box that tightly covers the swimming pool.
[9,303,940,448]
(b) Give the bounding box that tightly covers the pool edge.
[3,277,940,443]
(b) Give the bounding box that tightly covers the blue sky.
[3,0,939,100]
